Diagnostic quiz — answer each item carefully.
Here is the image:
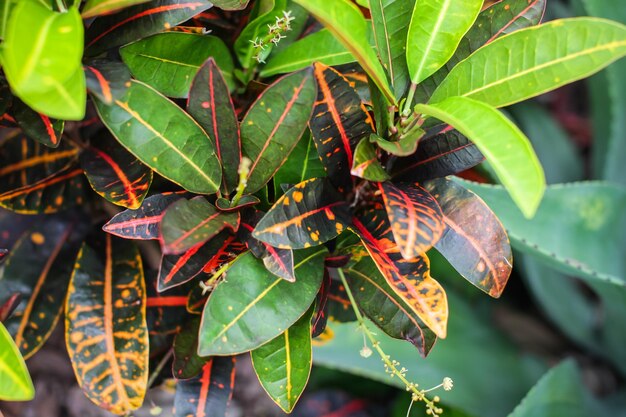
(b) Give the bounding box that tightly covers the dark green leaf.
[351,139,390,181]
[10,99,64,148]
[84,59,132,105]
[273,130,326,198]
[173,317,207,379]
[0,321,34,401]
[81,0,150,18]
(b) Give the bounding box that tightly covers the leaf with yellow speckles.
[425,178,512,297]
[0,321,34,401]
[198,248,326,356]
[103,192,184,240]
[174,356,236,417]
[65,234,149,415]
[379,182,444,260]
[241,67,317,194]
[351,208,448,338]
[160,197,240,255]
[253,178,351,250]
[251,305,314,413]
[0,217,85,359]
[80,133,153,210]
[350,138,390,182]
[346,256,437,357]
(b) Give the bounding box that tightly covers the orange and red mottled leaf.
[84,59,132,104]
[425,178,512,297]
[253,178,351,250]
[309,63,374,192]
[10,99,64,148]
[379,182,444,260]
[174,356,236,417]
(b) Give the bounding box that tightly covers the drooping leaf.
[10,99,64,148]
[1,0,85,120]
[94,80,222,195]
[121,33,234,98]
[309,63,374,192]
[406,0,482,85]
[65,235,148,415]
[82,0,151,18]
[0,321,34,401]
[253,178,351,250]
[80,134,153,209]
[172,317,207,379]
[273,130,326,198]
[346,256,437,356]
[351,139,390,181]
[415,97,545,218]
[294,0,396,104]
[85,0,213,55]
[0,218,84,359]
[198,248,326,356]
[188,58,240,196]
[103,192,184,240]
[430,18,626,107]
[261,29,354,78]
[84,59,132,105]
[351,209,448,338]
[174,356,236,417]
[251,306,314,413]
[379,182,444,260]
[391,129,483,182]
[370,131,422,157]
[160,196,240,254]
[425,178,512,297]
[241,67,316,194]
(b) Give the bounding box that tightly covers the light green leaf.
[415,96,545,218]
[0,321,35,401]
[81,0,149,18]
[406,0,481,85]
[294,0,396,105]
[430,18,626,107]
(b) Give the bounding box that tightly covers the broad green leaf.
[172,317,207,379]
[294,0,396,104]
[415,97,545,218]
[66,235,148,415]
[370,131,422,157]
[198,248,326,356]
[273,131,326,198]
[84,59,132,105]
[212,0,249,10]
[406,0,481,85]
[81,0,149,18]
[94,80,222,195]
[251,306,314,412]
[120,33,234,98]
[430,18,626,107]
[261,29,354,77]
[351,139,390,181]
[369,0,415,98]
[0,321,34,401]
[241,68,316,194]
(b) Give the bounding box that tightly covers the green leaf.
[198,248,326,356]
[415,97,545,218]
[370,131,422,157]
[94,80,222,195]
[160,197,239,255]
[430,18,626,107]
[0,321,34,401]
[294,0,396,104]
[84,59,132,105]
[172,317,207,379]
[273,130,326,198]
[120,33,234,98]
[241,68,316,194]
[261,29,354,77]
[81,0,149,18]
[251,306,314,412]
[10,99,64,148]
[253,178,351,250]
[211,0,249,10]
[406,0,481,85]
[351,138,390,181]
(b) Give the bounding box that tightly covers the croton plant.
[0,0,625,415]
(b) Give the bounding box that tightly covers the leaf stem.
[230,157,252,207]
[55,0,67,12]
[147,348,174,389]
[403,82,418,116]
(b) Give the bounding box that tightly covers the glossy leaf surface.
[242,68,316,194]
[370,131,422,157]
[430,18,626,107]
[11,99,64,148]
[84,59,132,105]
[173,317,206,379]
[82,0,150,18]
[65,235,148,415]
[379,182,444,260]
[406,0,481,85]
[198,248,326,356]
[161,197,239,254]
[188,58,240,196]
[121,33,234,98]
[212,0,249,9]
[416,97,545,218]
[351,139,390,181]
[0,321,34,401]
[294,0,396,104]
[94,80,222,195]
[273,131,326,198]
[426,178,512,297]
[251,307,314,412]
[254,178,351,249]
[103,192,183,240]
